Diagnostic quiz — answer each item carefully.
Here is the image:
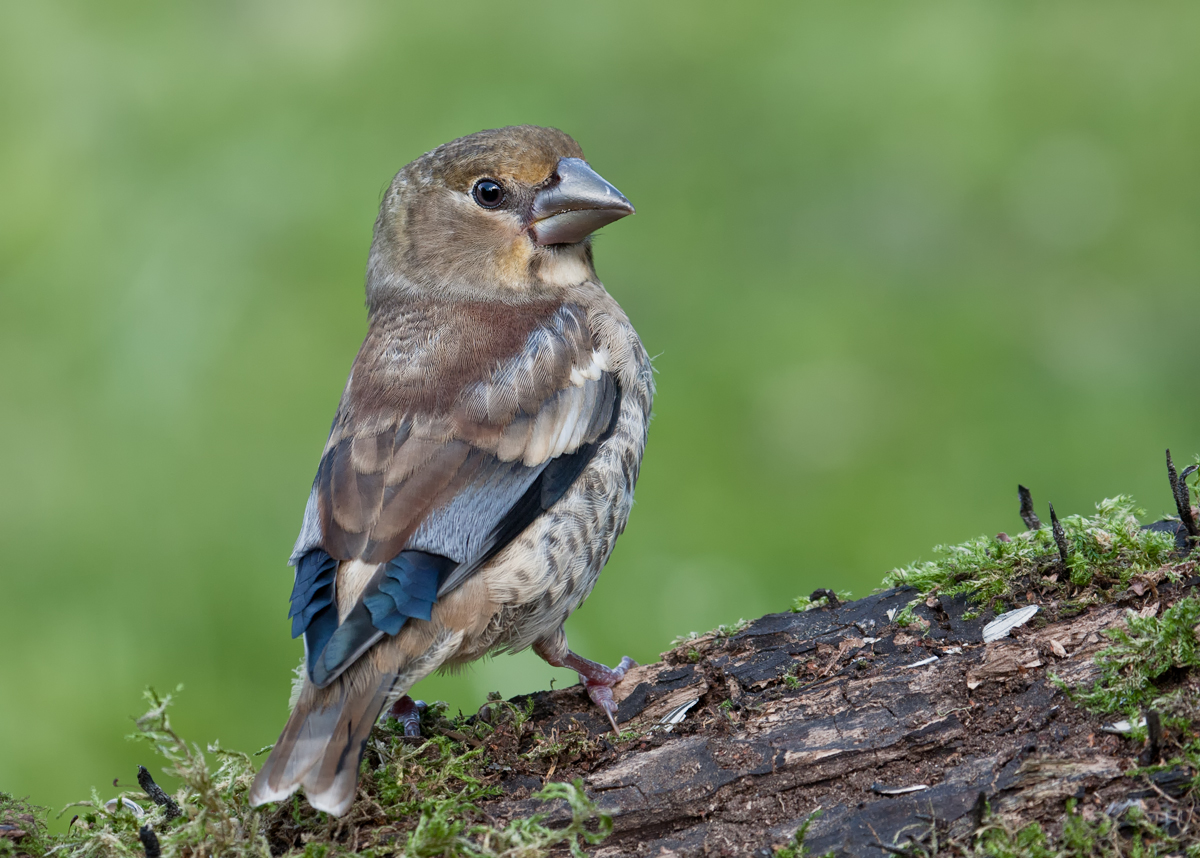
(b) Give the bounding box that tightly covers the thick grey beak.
[530,157,635,246]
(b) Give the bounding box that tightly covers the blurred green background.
[3,1,1198,820]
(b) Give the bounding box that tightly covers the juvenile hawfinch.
[249,126,653,816]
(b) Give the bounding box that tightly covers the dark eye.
[472,179,505,209]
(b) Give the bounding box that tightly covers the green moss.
[37,688,611,857]
[671,618,751,649]
[522,725,602,768]
[1058,595,1200,716]
[875,799,1195,857]
[894,600,927,630]
[881,496,1179,607]
[0,792,51,857]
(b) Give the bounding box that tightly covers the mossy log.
[8,484,1197,857]
[458,549,1197,856]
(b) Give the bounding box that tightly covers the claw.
[580,677,620,732]
[573,655,636,734]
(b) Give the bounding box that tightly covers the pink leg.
[388,695,426,737]
[535,635,636,733]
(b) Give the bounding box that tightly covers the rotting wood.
[460,559,1200,857]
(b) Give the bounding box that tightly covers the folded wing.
[287,301,618,687]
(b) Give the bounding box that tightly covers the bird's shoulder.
[307,294,622,561]
[338,297,598,430]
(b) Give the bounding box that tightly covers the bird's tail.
[249,670,394,816]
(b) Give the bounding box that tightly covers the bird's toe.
[388,695,426,738]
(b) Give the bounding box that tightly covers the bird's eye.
[472,179,505,209]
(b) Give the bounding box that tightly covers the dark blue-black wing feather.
[289,549,339,681]
[364,552,455,634]
[305,550,456,687]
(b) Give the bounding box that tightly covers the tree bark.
[472,570,1196,856]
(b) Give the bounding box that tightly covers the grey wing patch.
[416,370,617,574]
[407,454,546,563]
[434,374,621,598]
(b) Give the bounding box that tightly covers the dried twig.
[1166,450,1199,539]
[137,765,181,821]
[1018,485,1041,530]
[1139,709,1164,767]
[1048,503,1070,566]
[138,825,161,858]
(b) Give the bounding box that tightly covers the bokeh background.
[3,1,1198,820]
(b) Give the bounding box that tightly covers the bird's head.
[367,126,634,306]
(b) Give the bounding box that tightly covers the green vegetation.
[782,666,802,690]
[790,591,852,613]
[1063,595,1200,716]
[773,813,832,857]
[882,496,1182,608]
[894,600,927,630]
[0,793,50,857]
[671,618,751,648]
[866,799,1198,857]
[1055,594,1200,803]
[6,689,611,857]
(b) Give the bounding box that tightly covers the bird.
[249,125,654,816]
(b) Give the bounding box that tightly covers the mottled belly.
[445,385,647,664]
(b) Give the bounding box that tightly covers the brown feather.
[362,442,475,562]
[330,438,383,535]
[299,678,392,815]
[249,670,393,816]
[348,300,564,420]
[318,300,603,567]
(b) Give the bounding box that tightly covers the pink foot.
[533,634,637,734]
[388,695,426,737]
[567,653,637,733]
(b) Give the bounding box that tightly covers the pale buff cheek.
[493,242,593,293]
[493,240,537,292]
